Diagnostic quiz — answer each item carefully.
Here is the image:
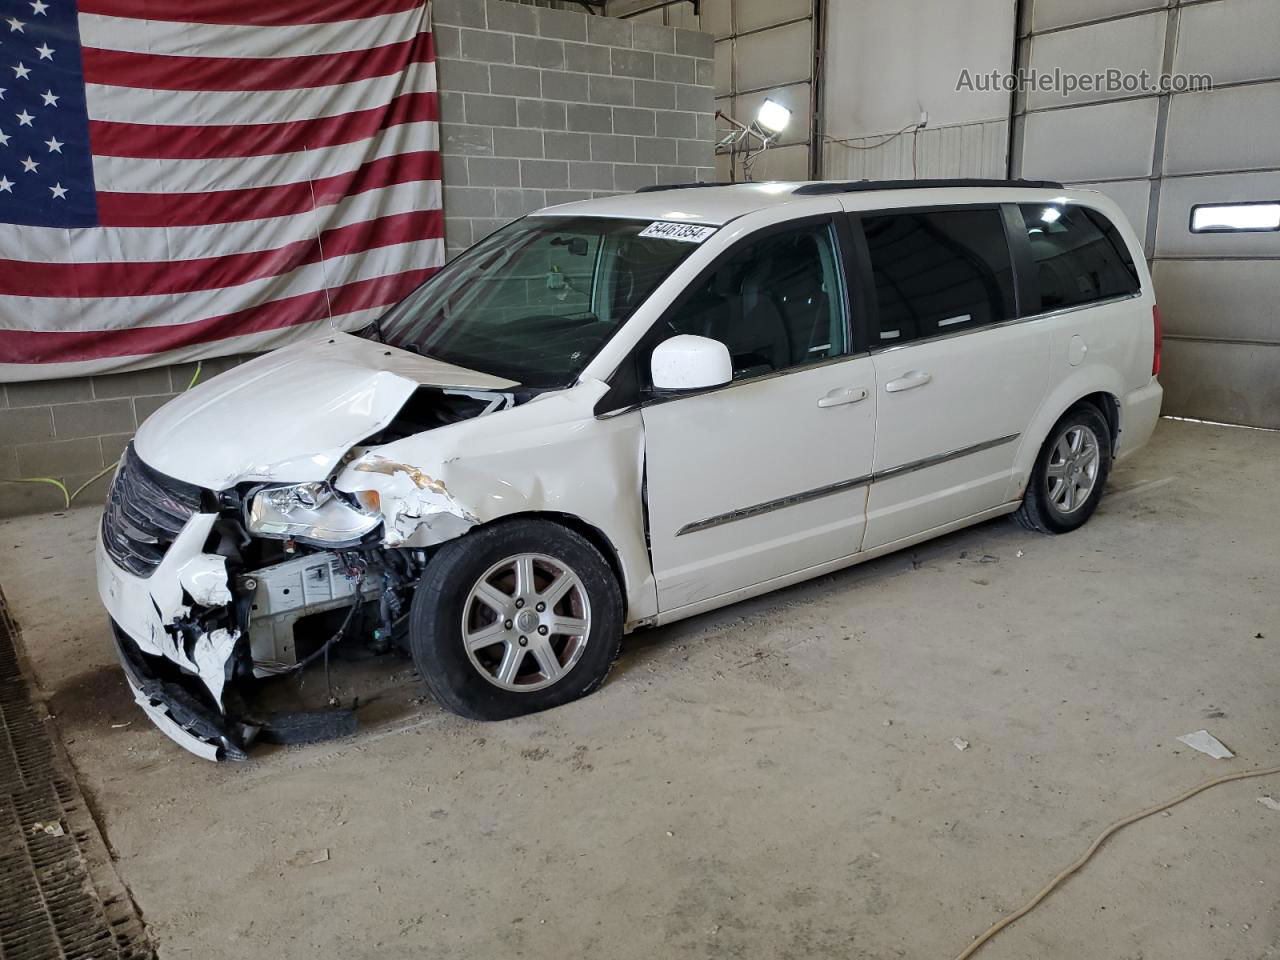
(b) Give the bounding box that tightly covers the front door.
[640,218,877,613]
[851,205,1051,548]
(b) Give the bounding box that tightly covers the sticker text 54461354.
[638,221,718,244]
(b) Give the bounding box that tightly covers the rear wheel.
[1015,404,1112,534]
[409,519,623,720]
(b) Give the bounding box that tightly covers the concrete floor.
[1,418,1277,960]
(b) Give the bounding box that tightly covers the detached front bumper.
[111,621,252,761]
[98,518,358,761]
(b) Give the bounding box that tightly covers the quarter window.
[861,208,1016,344]
[668,221,848,380]
[1019,204,1140,311]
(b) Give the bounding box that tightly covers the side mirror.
[650,335,732,392]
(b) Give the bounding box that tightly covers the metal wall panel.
[1160,339,1280,427]
[1021,99,1159,181]
[733,18,812,89]
[1164,82,1280,175]
[1174,0,1280,86]
[1031,0,1167,33]
[825,120,1008,181]
[1026,12,1166,109]
[1153,258,1280,343]
[734,0,811,33]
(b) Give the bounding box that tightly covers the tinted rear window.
[861,208,1016,344]
[1019,204,1141,311]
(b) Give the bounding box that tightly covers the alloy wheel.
[461,553,591,692]
[1046,425,1100,514]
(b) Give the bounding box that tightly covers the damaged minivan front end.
[96,334,525,760]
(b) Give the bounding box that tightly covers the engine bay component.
[238,552,379,677]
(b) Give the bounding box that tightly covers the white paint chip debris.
[952,737,970,751]
[1177,730,1234,759]
[1257,796,1280,812]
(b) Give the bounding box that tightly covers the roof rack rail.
[634,181,735,193]
[792,178,1065,196]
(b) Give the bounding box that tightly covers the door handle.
[885,370,932,393]
[817,386,868,408]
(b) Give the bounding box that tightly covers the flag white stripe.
[0,179,440,263]
[90,121,436,193]
[78,7,427,60]
[84,67,437,128]
[0,238,442,331]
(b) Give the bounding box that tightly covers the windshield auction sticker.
[638,221,717,243]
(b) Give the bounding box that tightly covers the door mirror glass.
[650,335,732,392]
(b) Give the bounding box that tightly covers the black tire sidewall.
[409,520,623,721]
[1030,405,1113,533]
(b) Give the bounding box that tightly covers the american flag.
[0,0,443,380]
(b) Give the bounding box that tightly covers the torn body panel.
[335,379,657,624]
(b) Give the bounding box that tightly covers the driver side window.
[669,221,848,380]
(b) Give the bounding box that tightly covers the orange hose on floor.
[953,764,1280,960]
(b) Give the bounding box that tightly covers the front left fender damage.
[347,454,479,547]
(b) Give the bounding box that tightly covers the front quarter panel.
[335,381,657,624]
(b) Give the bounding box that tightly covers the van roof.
[537,179,1085,227]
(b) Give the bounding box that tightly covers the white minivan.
[97,180,1163,759]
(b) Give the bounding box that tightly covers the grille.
[101,444,204,578]
[0,591,152,959]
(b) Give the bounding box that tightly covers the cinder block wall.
[0,356,248,517]
[0,1,717,519]
[433,0,716,258]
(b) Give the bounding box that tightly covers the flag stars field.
[0,0,443,365]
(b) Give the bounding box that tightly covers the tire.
[409,518,623,721]
[1015,403,1113,535]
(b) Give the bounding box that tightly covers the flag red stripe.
[90,92,439,160]
[0,269,437,364]
[78,0,424,26]
[0,210,443,298]
[96,149,441,227]
[81,31,433,92]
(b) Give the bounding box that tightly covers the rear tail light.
[1152,304,1163,377]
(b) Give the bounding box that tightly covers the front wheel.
[409,519,623,721]
[1015,404,1112,534]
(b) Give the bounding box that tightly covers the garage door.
[1011,0,1280,429]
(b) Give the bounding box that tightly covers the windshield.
[375,216,707,388]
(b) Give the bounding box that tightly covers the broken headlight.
[246,481,380,546]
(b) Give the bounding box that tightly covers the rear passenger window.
[1019,204,1140,311]
[861,208,1016,344]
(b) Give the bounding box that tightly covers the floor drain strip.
[0,589,152,960]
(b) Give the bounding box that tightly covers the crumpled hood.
[134,333,517,490]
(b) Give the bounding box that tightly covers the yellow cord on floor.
[954,764,1280,960]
